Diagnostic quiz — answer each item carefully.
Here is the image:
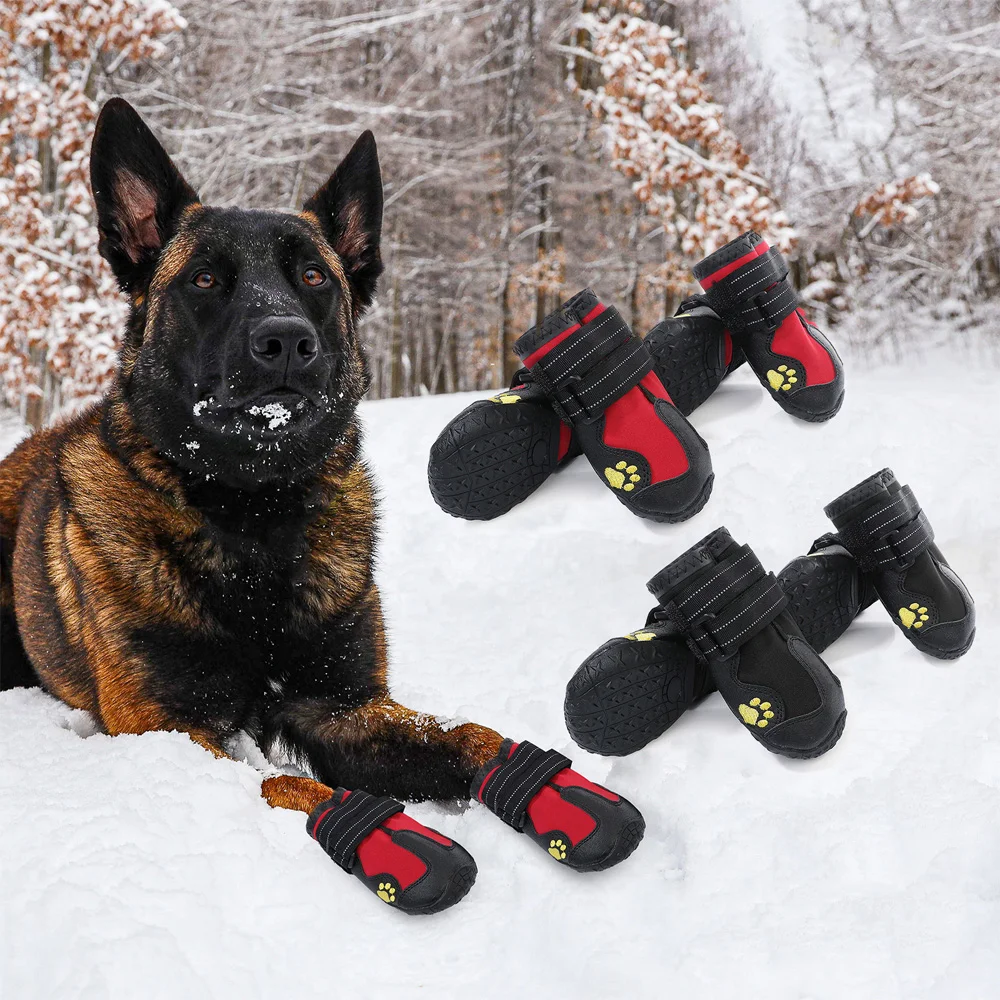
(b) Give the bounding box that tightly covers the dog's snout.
[249,317,319,373]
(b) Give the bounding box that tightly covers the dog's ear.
[303,131,383,312]
[90,98,199,290]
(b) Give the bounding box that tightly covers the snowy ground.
[2,357,999,1000]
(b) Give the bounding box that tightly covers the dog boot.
[473,739,645,870]
[643,297,746,416]
[512,290,713,522]
[693,232,844,422]
[824,469,975,659]
[564,617,716,756]
[649,527,847,758]
[426,369,580,520]
[777,534,878,653]
[308,789,477,914]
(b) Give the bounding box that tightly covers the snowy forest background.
[2,0,998,429]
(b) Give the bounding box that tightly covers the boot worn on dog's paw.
[777,534,878,654]
[473,739,645,870]
[564,617,715,756]
[426,370,579,520]
[824,469,975,659]
[308,789,477,914]
[643,297,745,417]
[693,232,844,422]
[513,290,713,522]
[648,527,847,758]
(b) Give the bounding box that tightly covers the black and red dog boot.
[824,469,975,659]
[512,289,713,522]
[642,297,746,417]
[693,232,844,422]
[473,739,644,871]
[776,533,878,654]
[426,369,580,520]
[308,788,477,914]
[564,616,715,756]
[648,527,847,758]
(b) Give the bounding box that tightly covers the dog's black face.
[90,99,383,488]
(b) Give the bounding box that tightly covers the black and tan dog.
[0,99,643,913]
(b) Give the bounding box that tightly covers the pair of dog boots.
[693,231,845,422]
[308,742,644,913]
[427,290,734,522]
[565,471,975,757]
[565,527,846,758]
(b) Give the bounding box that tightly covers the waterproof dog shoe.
[564,618,715,756]
[693,232,844,422]
[777,534,878,654]
[474,739,645,870]
[824,469,975,659]
[308,789,477,914]
[643,297,746,416]
[513,289,713,522]
[426,370,580,520]
[648,527,847,758]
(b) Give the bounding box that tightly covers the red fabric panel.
[771,313,836,386]
[601,373,689,484]
[384,812,452,847]
[356,828,427,889]
[522,303,606,368]
[699,239,769,290]
[723,331,733,368]
[550,767,619,803]
[526,785,597,846]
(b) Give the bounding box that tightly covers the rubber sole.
[403,862,478,915]
[427,400,562,520]
[901,625,976,661]
[644,321,729,417]
[777,552,863,654]
[762,708,848,760]
[620,471,715,525]
[573,817,646,873]
[781,387,845,424]
[564,636,707,756]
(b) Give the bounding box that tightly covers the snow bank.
[2,357,999,999]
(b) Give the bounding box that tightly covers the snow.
[247,401,292,429]
[2,356,999,999]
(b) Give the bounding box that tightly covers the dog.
[0,99,642,910]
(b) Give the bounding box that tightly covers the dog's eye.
[302,267,326,287]
[192,271,216,289]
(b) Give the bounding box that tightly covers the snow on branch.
[568,8,796,291]
[0,0,185,425]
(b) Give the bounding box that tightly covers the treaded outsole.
[777,556,860,654]
[427,400,560,520]
[779,387,845,424]
[565,637,702,756]
[900,625,976,661]
[644,323,726,418]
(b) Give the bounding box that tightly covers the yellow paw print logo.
[605,461,641,492]
[548,838,568,861]
[899,603,929,629]
[625,630,656,642]
[489,392,520,404]
[738,697,775,728]
[766,365,798,391]
[376,881,397,904]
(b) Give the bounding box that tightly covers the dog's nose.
[249,317,319,373]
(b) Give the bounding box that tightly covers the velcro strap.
[838,486,934,571]
[703,247,799,336]
[528,307,653,424]
[311,791,405,873]
[663,546,788,661]
[479,741,571,830]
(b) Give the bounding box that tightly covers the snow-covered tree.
[0,0,185,427]
[568,5,796,297]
